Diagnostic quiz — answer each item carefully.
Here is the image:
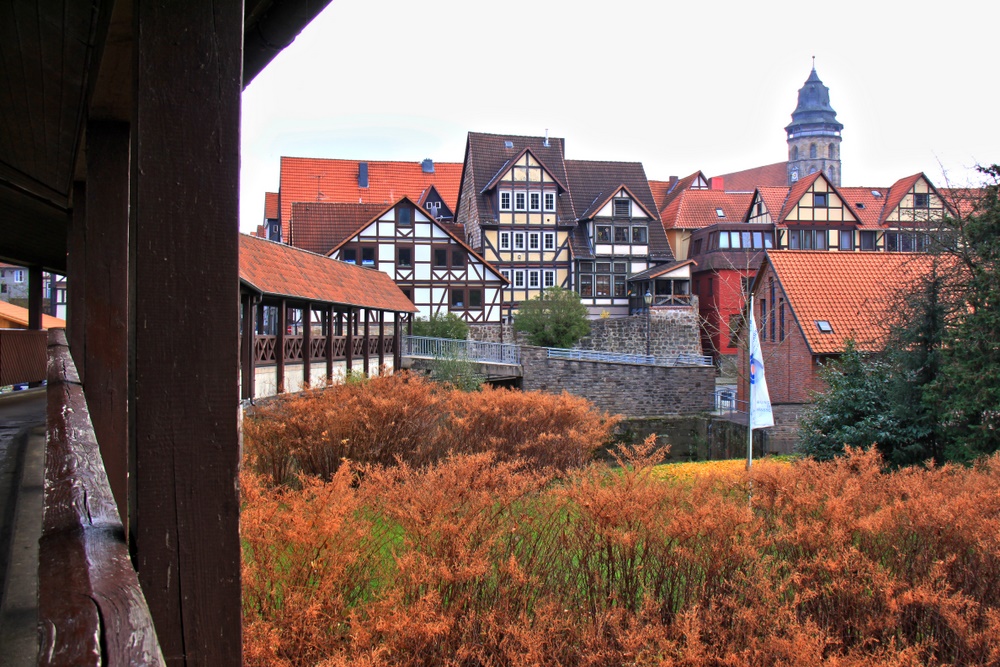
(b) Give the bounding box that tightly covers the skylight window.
[816,320,833,333]
[715,208,725,218]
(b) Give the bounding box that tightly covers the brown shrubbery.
[242,378,1000,665]
[242,373,618,483]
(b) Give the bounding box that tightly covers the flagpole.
[747,294,754,472]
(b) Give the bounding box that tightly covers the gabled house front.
[313,196,507,324]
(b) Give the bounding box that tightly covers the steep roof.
[457,132,576,225]
[650,171,708,212]
[755,186,791,221]
[712,162,788,192]
[264,192,279,219]
[762,250,945,354]
[277,157,463,240]
[660,190,754,230]
[878,173,925,226]
[836,187,888,228]
[0,300,65,329]
[289,202,386,255]
[565,160,673,261]
[777,171,824,222]
[239,234,417,312]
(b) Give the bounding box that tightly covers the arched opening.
[828,143,836,159]
[810,143,817,159]
[791,146,798,161]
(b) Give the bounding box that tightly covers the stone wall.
[467,322,518,344]
[520,345,714,417]
[577,308,703,358]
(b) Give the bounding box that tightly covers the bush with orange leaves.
[243,442,1000,666]
[242,372,619,485]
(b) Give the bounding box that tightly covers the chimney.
[421,158,434,173]
[543,128,550,147]
[668,175,679,190]
[358,162,369,188]
[710,176,724,190]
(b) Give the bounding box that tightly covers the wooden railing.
[253,334,396,365]
[0,328,48,385]
[40,329,164,666]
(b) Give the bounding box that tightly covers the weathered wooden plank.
[40,331,164,666]
[83,120,130,525]
[131,2,243,664]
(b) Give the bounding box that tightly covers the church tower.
[786,64,843,186]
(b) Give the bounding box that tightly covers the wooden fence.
[0,328,47,385]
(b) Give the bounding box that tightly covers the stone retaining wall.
[577,308,703,358]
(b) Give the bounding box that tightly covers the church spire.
[786,63,843,186]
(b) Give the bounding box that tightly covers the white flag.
[748,302,774,430]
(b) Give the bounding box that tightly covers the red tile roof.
[277,157,463,241]
[650,171,707,212]
[939,187,985,218]
[777,171,824,222]
[755,186,791,222]
[763,250,947,354]
[264,192,279,219]
[660,190,754,229]
[239,234,417,312]
[836,187,888,228]
[878,174,924,226]
[0,300,65,329]
[712,161,788,192]
[289,202,386,255]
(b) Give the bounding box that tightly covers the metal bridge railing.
[402,335,521,365]
[547,348,713,367]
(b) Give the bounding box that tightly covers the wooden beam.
[83,120,130,524]
[302,303,311,387]
[363,308,370,376]
[130,2,243,664]
[378,310,385,372]
[393,312,401,372]
[345,308,353,376]
[67,182,87,381]
[325,305,333,384]
[240,294,254,400]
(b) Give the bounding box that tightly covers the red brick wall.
[695,267,753,358]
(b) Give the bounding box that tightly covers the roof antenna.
[812,55,816,70]
[544,128,549,148]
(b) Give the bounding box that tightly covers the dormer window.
[499,191,511,211]
[613,199,631,217]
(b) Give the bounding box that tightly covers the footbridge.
[400,335,523,381]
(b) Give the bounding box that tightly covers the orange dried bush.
[242,373,618,484]
[243,438,1000,666]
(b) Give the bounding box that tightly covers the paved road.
[0,388,46,665]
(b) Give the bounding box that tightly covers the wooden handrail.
[39,329,165,666]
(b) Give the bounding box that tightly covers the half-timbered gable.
[419,184,455,221]
[566,160,673,316]
[649,171,710,259]
[456,133,576,307]
[774,171,860,251]
[747,186,789,226]
[879,173,953,252]
[326,197,507,324]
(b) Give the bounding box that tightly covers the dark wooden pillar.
[276,300,286,394]
[407,313,413,335]
[393,312,401,372]
[325,305,333,383]
[27,266,42,329]
[302,303,311,387]
[378,310,385,372]
[68,182,87,381]
[363,308,370,376]
[131,2,243,664]
[240,294,255,400]
[83,120,131,522]
[345,308,354,375]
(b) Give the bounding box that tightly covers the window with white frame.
[528,270,540,289]
[13,270,24,283]
[529,191,541,211]
[513,270,525,288]
[499,191,511,211]
[544,192,556,211]
[528,232,540,250]
[513,232,525,250]
[501,269,510,283]
[514,191,526,211]
[543,232,555,250]
[543,269,556,288]
[499,232,511,250]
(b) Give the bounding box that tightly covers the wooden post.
[83,120,131,522]
[378,310,385,373]
[240,293,254,400]
[68,182,87,381]
[131,2,243,664]
[276,299,286,394]
[325,305,333,384]
[363,308,370,376]
[302,303,311,387]
[345,308,354,376]
[393,312,401,372]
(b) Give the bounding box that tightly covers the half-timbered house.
[566,160,675,316]
[456,133,577,308]
[295,197,508,323]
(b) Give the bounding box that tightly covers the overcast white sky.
[240,0,999,232]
